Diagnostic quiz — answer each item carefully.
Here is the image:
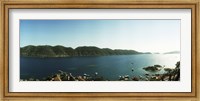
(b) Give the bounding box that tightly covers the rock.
[132,77,139,81]
[53,74,62,81]
[164,68,173,72]
[143,65,163,72]
[77,76,85,81]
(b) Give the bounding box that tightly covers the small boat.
[131,68,134,72]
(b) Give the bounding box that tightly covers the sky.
[20,20,180,53]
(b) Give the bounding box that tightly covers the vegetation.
[20,45,143,57]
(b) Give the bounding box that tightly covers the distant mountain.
[164,51,180,54]
[143,52,152,54]
[20,45,143,57]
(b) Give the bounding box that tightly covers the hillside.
[20,45,143,57]
[164,51,180,54]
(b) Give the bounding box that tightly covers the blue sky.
[20,20,180,53]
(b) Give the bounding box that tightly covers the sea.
[20,54,180,80]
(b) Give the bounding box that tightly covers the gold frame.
[0,0,199,99]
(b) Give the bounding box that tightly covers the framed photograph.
[1,0,199,98]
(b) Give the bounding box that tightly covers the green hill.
[20,45,143,57]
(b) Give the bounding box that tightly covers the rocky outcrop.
[143,65,163,72]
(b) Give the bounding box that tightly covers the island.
[164,51,180,54]
[143,65,163,72]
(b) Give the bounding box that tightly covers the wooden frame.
[0,0,199,99]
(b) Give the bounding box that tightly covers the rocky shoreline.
[20,61,180,81]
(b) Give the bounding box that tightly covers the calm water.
[20,54,180,80]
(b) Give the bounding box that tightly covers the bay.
[20,54,180,80]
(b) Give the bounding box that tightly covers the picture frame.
[0,0,199,100]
